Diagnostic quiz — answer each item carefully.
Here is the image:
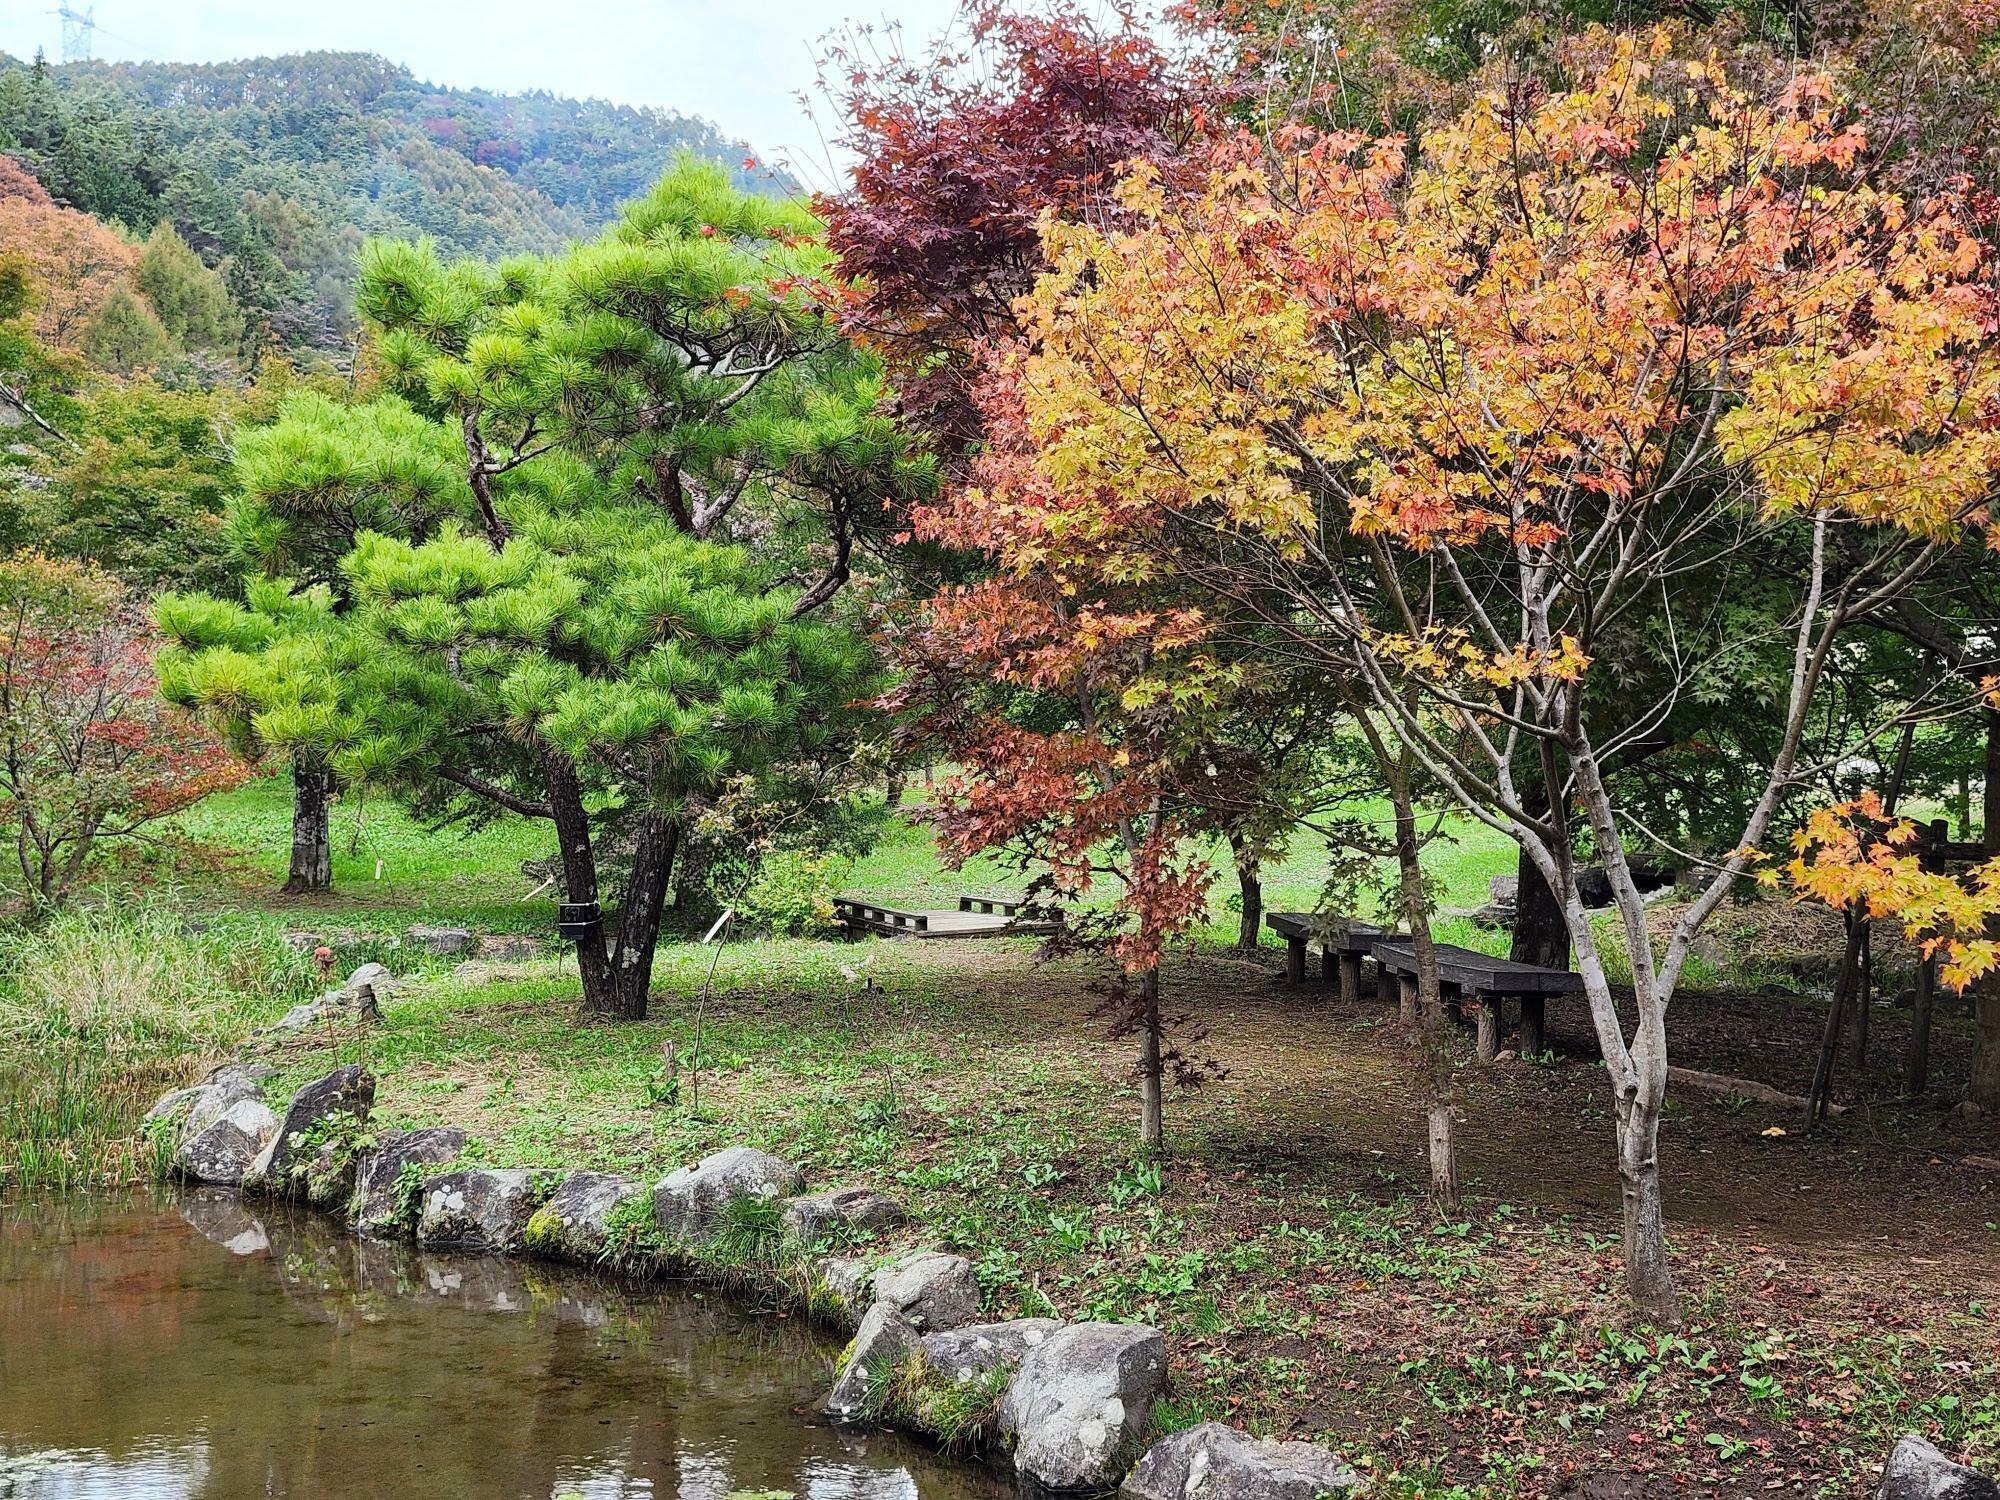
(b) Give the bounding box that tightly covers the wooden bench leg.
[1377,965,1397,1007]
[1339,953,1362,1005]
[1398,973,1418,1024]
[1319,946,1336,986]
[1286,937,1306,986]
[1443,986,1463,1024]
[1476,992,1500,1061]
[1520,994,1546,1057]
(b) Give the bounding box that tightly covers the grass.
[192,929,2000,1497]
[152,774,560,933]
[13,774,1980,1496]
[0,901,317,1189]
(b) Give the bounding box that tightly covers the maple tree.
[818,0,1190,467]
[1785,792,2000,993]
[887,376,1233,1152]
[987,37,2000,1319]
[0,198,137,349]
[0,551,246,906]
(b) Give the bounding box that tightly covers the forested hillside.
[0,49,794,350]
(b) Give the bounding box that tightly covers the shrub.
[736,848,847,938]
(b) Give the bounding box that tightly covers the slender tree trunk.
[1615,1083,1679,1325]
[283,758,333,894]
[1973,710,2000,1108]
[606,811,681,1021]
[1136,965,1164,1153]
[1228,833,1263,954]
[543,749,618,1018]
[1385,743,1456,1213]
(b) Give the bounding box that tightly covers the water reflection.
[0,1194,1005,1500]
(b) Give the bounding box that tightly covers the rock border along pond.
[143,961,1984,1499]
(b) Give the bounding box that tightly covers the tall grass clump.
[0,901,314,1191]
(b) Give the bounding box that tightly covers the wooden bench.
[1266,912,1395,1003]
[1370,939,1582,1061]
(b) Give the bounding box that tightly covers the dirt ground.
[876,940,2000,1496]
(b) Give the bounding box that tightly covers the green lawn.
[158,775,560,934]
[152,775,1518,952]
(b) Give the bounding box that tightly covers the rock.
[179,1187,270,1256]
[874,1249,980,1331]
[175,1097,282,1186]
[408,924,475,955]
[524,1171,644,1262]
[1874,1435,2000,1500]
[1574,865,1614,908]
[149,1061,275,1135]
[921,1318,1062,1386]
[352,1127,468,1239]
[243,1064,374,1198]
[299,1138,361,1211]
[826,1302,920,1420]
[1487,874,1519,904]
[652,1145,803,1244]
[998,1321,1168,1492]
[474,934,539,962]
[346,961,393,990]
[1121,1423,1365,1500]
[819,1255,875,1318]
[784,1186,908,1245]
[416,1168,554,1254]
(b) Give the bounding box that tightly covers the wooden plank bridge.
[833,894,1058,941]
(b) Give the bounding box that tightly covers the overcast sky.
[0,1,973,190]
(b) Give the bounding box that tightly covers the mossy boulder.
[522,1171,645,1262]
[416,1168,557,1254]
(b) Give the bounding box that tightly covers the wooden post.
[1285,936,1306,986]
[1378,963,1397,1006]
[1476,993,1500,1061]
[1907,951,1936,1096]
[1339,952,1363,1006]
[1520,994,1546,1056]
[1398,972,1418,1024]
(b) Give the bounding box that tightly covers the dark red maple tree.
[816,0,1194,465]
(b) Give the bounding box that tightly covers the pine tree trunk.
[283,759,333,894]
[1615,1084,1680,1326]
[1137,965,1164,1154]
[606,811,681,1022]
[543,749,618,1018]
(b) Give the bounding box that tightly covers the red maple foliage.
[0,552,246,906]
[817,0,1194,463]
[0,155,51,206]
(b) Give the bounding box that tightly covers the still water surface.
[0,1193,1007,1500]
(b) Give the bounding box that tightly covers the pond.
[0,1193,1010,1500]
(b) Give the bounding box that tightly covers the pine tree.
[78,283,174,373]
[167,159,929,1016]
[133,224,241,351]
